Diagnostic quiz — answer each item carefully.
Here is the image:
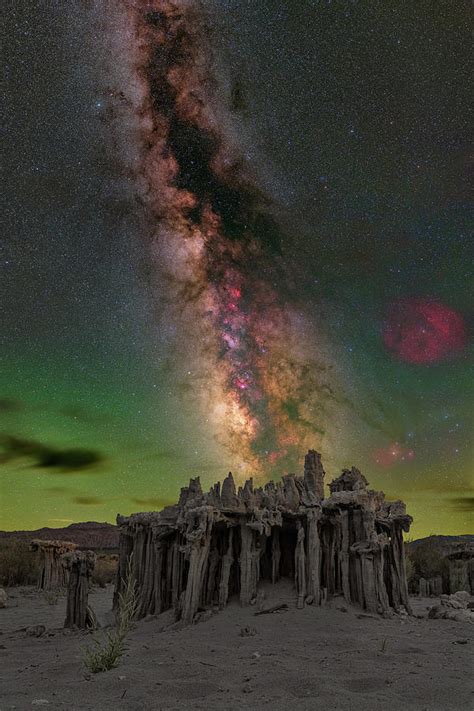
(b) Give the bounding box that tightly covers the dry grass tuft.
[84,556,138,673]
[43,591,59,606]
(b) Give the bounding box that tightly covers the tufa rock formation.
[62,550,96,629]
[428,591,474,624]
[418,576,443,598]
[414,538,474,596]
[447,546,474,595]
[115,451,413,625]
[31,539,77,591]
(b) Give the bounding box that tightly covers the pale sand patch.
[0,583,472,710]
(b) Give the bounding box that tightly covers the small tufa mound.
[26,624,46,637]
[31,539,77,591]
[62,550,96,630]
[428,591,474,624]
[329,467,368,493]
[240,626,257,637]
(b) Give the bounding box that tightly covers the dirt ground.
[0,581,472,711]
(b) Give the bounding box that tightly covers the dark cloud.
[147,450,178,461]
[124,446,178,461]
[0,433,104,472]
[417,482,474,495]
[0,434,43,460]
[38,448,102,470]
[73,495,103,505]
[0,398,24,412]
[0,398,112,425]
[59,405,111,424]
[450,497,474,513]
[131,496,173,510]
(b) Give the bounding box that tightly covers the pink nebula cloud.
[383,298,467,364]
[373,442,415,468]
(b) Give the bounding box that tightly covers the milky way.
[107,0,345,478]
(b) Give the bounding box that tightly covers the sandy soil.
[0,582,472,711]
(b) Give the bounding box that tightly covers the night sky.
[2,0,472,537]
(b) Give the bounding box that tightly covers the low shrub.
[405,537,449,592]
[0,539,39,587]
[91,554,118,588]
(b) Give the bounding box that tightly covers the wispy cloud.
[72,495,103,505]
[450,497,474,513]
[0,433,104,472]
[131,496,174,510]
[0,398,24,412]
[46,486,71,494]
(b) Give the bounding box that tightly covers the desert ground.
[0,581,472,711]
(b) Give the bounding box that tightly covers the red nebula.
[373,442,415,468]
[222,333,239,349]
[268,449,288,465]
[234,377,249,390]
[383,298,467,364]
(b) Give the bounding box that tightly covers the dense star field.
[2,1,472,536]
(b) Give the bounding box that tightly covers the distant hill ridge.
[0,521,119,550]
[0,523,471,554]
[406,534,474,555]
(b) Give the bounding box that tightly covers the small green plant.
[380,637,387,653]
[86,605,98,631]
[84,555,138,674]
[84,631,125,674]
